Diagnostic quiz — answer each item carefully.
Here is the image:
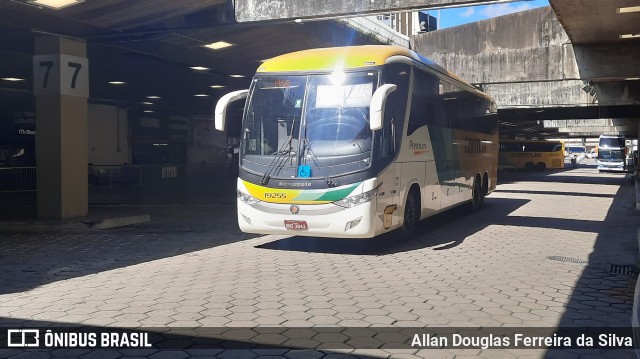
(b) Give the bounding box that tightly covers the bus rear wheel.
[400,189,419,237]
[536,162,546,171]
[470,177,483,212]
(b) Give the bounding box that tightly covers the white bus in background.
[597,135,626,172]
[215,45,498,239]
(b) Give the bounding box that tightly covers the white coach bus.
[215,45,498,238]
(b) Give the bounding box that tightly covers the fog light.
[345,217,362,231]
[241,213,252,224]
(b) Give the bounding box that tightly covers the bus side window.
[379,63,409,158]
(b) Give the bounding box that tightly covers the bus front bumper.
[597,162,625,172]
[237,200,377,239]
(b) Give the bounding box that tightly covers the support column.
[33,36,89,219]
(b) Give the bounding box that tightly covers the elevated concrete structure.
[412,6,639,138]
[340,17,410,48]
[413,7,588,108]
[543,119,638,137]
[235,0,524,22]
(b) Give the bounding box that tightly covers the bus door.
[376,62,410,231]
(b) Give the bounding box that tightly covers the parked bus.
[498,140,564,171]
[597,135,626,172]
[215,45,498,238]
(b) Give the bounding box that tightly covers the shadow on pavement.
[256,198,529,256]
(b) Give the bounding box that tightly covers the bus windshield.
[599,137,625,148]
[241,71,378,178]
[598,149,624,161]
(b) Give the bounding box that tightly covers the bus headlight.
[237,190,260,205]
[333,186,378,208]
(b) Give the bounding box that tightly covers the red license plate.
[284,220,308,230]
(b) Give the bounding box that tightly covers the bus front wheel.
[400,189,419,237]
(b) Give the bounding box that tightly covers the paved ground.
[0,161,638,358]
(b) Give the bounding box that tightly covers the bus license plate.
[284,220,308,230]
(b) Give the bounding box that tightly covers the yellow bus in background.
[498,140,564,171]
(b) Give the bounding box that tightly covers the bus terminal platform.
[0,163,639,358]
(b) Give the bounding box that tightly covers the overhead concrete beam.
[544,118,639,137]
[483,80,592,108]
[340,17,410,47]
[555,127,637,137]
[543,119,612,128]
[412,7,578,84]
[594,81,640,106]
[235,0,523,22]
[574,42,640,80]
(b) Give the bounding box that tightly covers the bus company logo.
[277,181,312,188]
[409,141,429,155]
[7,329,40,347]
[290,205,300,214]
[511,153,542,157]
[18,129,36,136]
[409,141,427,150]
[264,192,286,199]
[464,138,487,154]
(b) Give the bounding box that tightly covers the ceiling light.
[146,96,161,99]
[29,0,84,9]
[204,41,234,50]
[144,110,155,113]
[108,81,126,85]
[620,33,640,39]
[190,66,209,71]
[210,85,225,89]
[229,74,245,78]
[625,77,640,80]
[194,94,209,97]
[1,77,25,82]
[141,101,153,105]
[617,6,640,13]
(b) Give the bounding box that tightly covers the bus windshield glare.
[241,71,378,178]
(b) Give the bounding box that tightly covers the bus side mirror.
[215,89,249,131]
[369,84,397,131]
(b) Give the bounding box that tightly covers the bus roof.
[257,45,412,73]
[257,45,461,79]
[257,45,488,100]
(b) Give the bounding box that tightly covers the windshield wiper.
[302,137,336,188]
[260,117,298,186]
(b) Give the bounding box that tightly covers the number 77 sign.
[33,54,89,98]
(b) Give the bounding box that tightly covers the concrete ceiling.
[550,0,640,45]
[0,0,637,139]
[0,0,382,119]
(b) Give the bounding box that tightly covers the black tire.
[480,173,488,206]
[400,190,419,237]
[524,162,535,171]
[536,162,547,171]
[470,177,482,212]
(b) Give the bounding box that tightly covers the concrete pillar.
[33,36,89,219]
